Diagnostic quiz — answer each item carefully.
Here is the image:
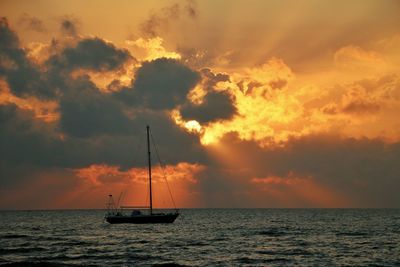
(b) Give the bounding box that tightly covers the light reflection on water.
[1,209,400,266]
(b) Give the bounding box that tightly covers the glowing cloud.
[73,162,205,208]
[1,1,400,209]
[125,37,181,61]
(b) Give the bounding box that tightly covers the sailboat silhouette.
[105,126,179,224]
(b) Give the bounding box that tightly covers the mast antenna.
[146,125,153,215]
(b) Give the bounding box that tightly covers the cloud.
[59,76,133,137]
[185,0,198,18]
[47,37,132,72]
[334,45,385,66]
[140,3,181,37]
[168,1,400,73]
[209,132,400,207]
[269,79,288,90]
[193,165,253,207]
[60,16,80,37]
[1,18,131,100]
[341,100,381,115]
[180,90,237,124]
[0,18,208,193]
[18,13,47,33]
[322,86,382,115]
[125,37,181,61]
[1,6,400,209]
[199,68,230,90]
[319,74,400,122]
[0,167,81,209]
[176,68,236,124]
[0,79,59,122]
[75,161,203,186]
[139,1,198,37]
[192,59,302,146]
[0,103,61,187]
[0,98,209,189]
[251,174,348,208]
[115,58,199,110]
[0,18,54,99]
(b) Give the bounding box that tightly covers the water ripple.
[1,209,399,266]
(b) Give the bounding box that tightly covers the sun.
[184,120,202,133]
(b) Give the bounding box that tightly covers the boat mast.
[146,125,153,215]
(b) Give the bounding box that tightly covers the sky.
[1,0,400,209]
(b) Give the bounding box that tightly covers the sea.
[0,209,399,266]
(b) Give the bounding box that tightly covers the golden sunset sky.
[1,0,400,209]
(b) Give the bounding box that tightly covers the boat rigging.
[105,125,179,224]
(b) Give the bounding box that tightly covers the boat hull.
[106,213,179,224]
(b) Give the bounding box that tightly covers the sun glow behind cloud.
[173,49,400,147]
[1,0,400,209]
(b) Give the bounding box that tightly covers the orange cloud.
[2,1,400,209]
[190,58,312,146]
[334,45,385,67]
[125,37,181,61]
[173,54,400,147]
[70,61,136,93]
[73,162,205,208]
[0,79,59,122]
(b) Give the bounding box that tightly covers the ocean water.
[0,209,399,266]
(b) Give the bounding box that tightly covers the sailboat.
[105,125,179,224]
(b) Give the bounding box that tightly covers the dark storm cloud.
[0,103,60,187]
[0,18,211,192]
[0,104,57,163]
[213,133,400,207]
[129,109,207,165]
[0,18,18,48]
[55,72,207,166]
[18,13,47,33]
[0,99,209,188]
[47,38,132,72]
[59,112,208,171]
[199,68,230,90]
[180,91,237,123]
[0,18,55,99]
[0,19,208,188]
[115,58,199,110]
[179,68,235,123]
[59,76,133,138]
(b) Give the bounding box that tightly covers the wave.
[0,261,82,267]
[236,256,291,264]
[255,228,288,237]
[0,234,29,239]
[336,232,369,237]
[0,247,47,254]
[152,263,189,267]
